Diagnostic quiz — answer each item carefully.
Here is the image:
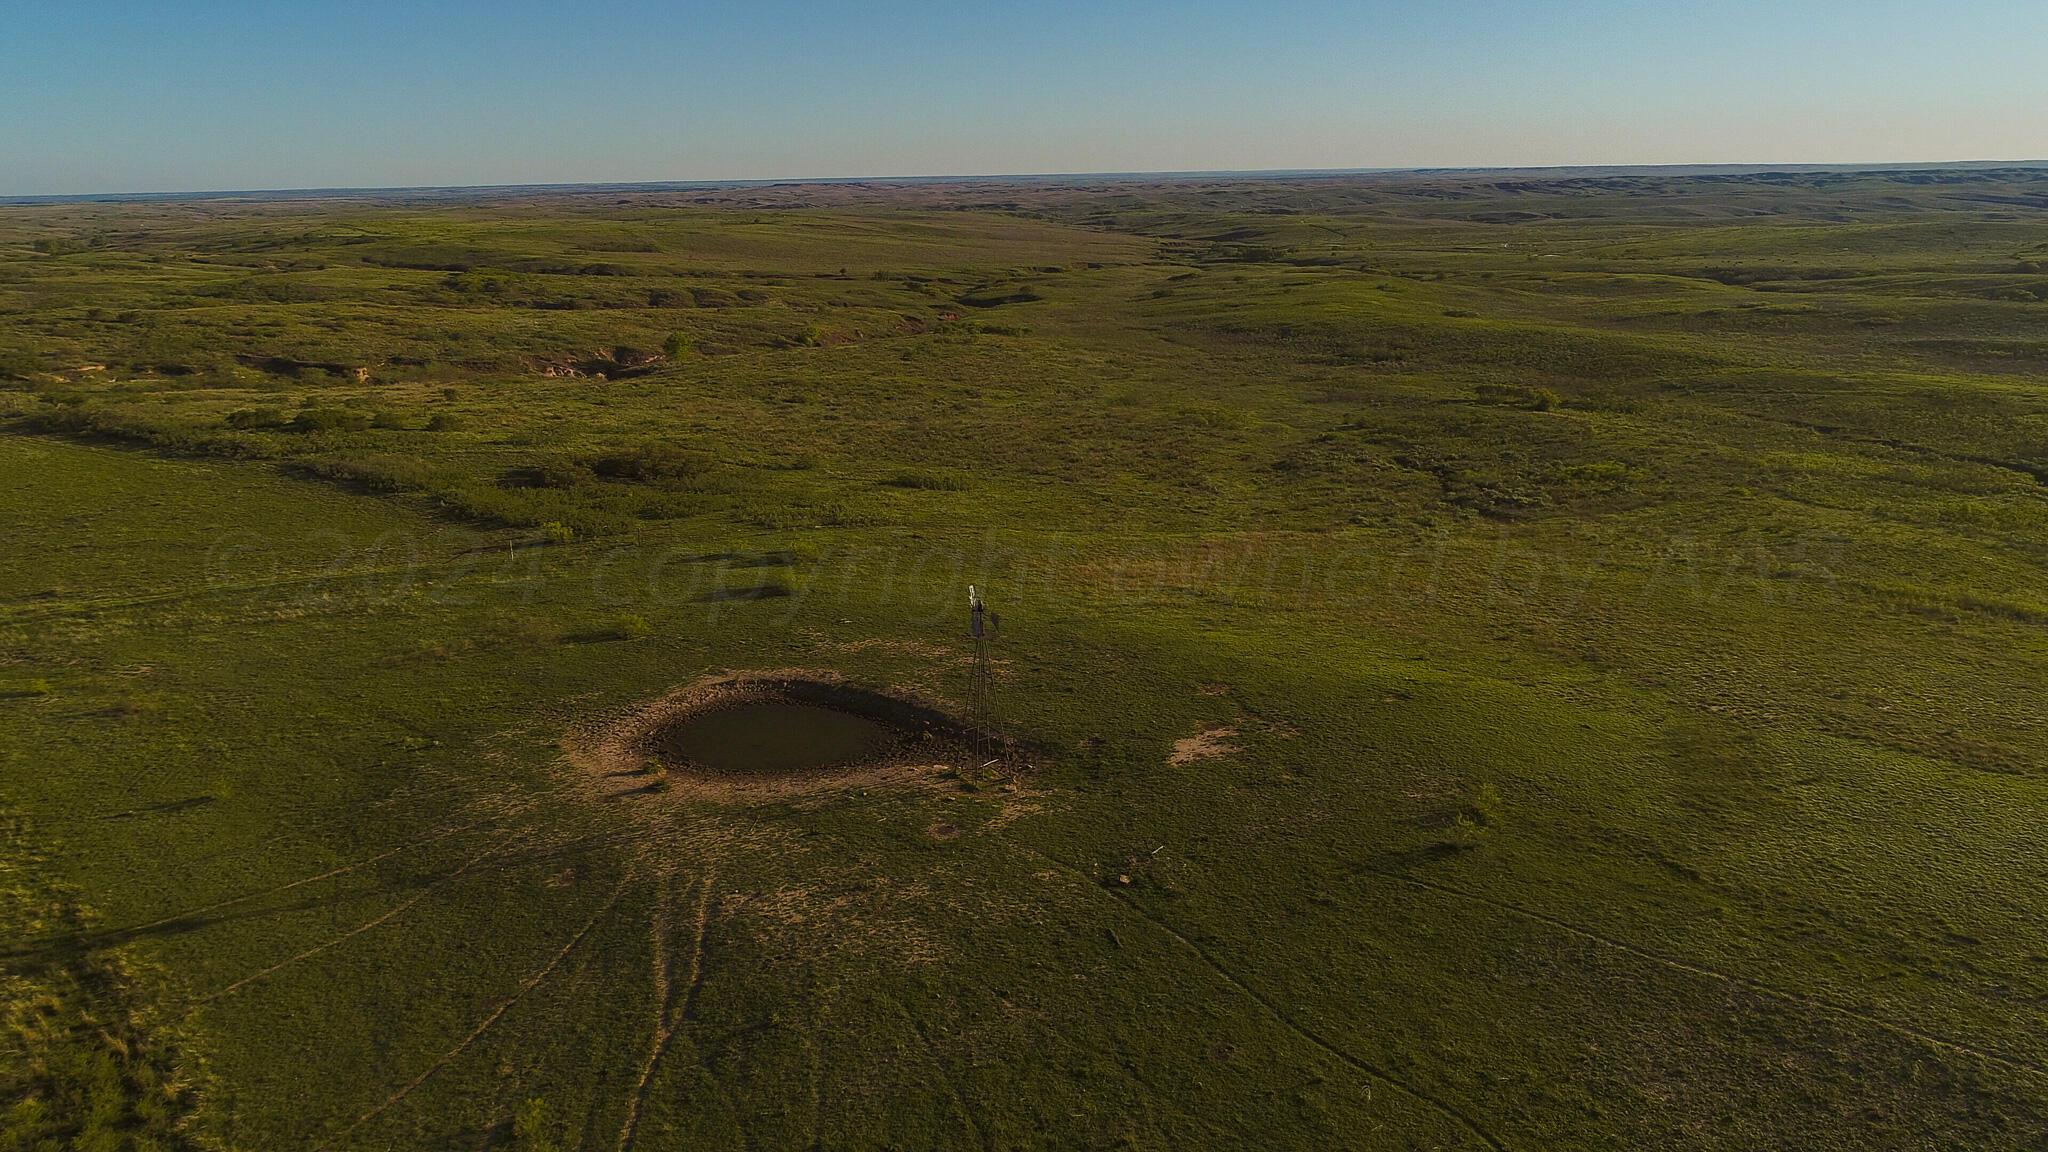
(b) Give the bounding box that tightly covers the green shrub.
[661,331,692,359]
[0,949,198,1152]
[22,405,224,453]
[1559,461,1642,495]
[432,485,633,536]
[369,409,412,430]
[608,613,652,640]
[293,453,459,493]
[0,349,44,380]
[287,407,371,433]
[743,499,842,529]
[425,412,464,432]
[224,406,289,429]
[1449,781,1504,847]
[1470,781,1503,825]
[532,456,594,489]
[513,1097,559,1152]
[586,441,710,484]
[1473,383,1560,411]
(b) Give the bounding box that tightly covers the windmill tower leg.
[966,584,1000,771]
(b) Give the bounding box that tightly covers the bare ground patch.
[1169,726,1241,766]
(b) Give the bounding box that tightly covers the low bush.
[586,441,710,484]
[531,456,594,489]
[0,349,42,380]
[434,486,632,537]
[22,405,227,453]
[1558,460,1645,496]
[513,1097,559,1152]
[288,407,371,433]
[293,453,461,494]
[1474,383,1561,411]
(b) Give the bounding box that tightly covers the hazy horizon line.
[9,158,2048,205]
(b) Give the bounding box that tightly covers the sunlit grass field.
[4,168,2048,1150]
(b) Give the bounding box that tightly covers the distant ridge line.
[7,160,2048,206]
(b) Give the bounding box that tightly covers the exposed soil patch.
[530,346,665,380]
[1169,726,1240,766]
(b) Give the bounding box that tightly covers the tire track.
[314,875,629,1151]
[678,869,715,1024]
[136,818,488,932]
[892,993,989,1152]
[66,778,592,958]
[616,865,716,1152]
[0,814,506,966]
[192,829,533,1007]
[1367,868,2048,1081]
[1016,846,1506,1151]
[615,877,676,1152]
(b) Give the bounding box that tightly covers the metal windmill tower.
[966,585,1003,767]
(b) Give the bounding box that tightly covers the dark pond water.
[660,702,892,774]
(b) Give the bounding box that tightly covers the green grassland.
[3,167,2047,1149]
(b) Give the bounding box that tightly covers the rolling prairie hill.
[3,168,2047,1150]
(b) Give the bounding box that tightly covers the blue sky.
[4,1,2044,195]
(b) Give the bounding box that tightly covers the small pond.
[656,702,894,775]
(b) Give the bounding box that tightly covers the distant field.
[4,168,2048,1150]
